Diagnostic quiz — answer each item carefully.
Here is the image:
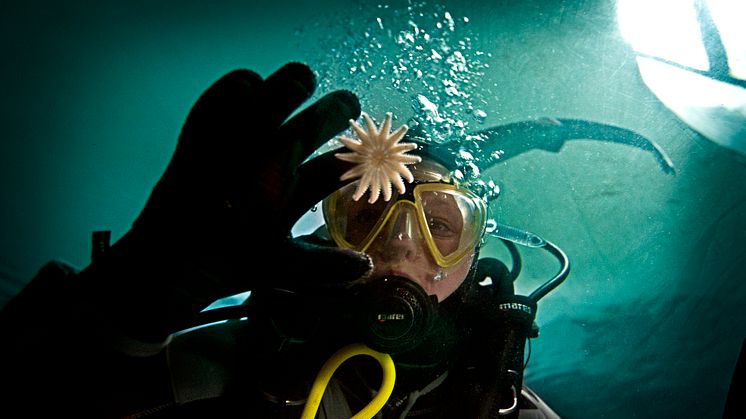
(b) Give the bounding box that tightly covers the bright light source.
[616,0,710,71]
[707,0,746,80]
[618,0,746,156]
[637,56,746,156]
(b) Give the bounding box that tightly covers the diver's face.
[362,160,474,302]
[366,233,474,302]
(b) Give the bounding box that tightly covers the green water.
[1,0,744,417]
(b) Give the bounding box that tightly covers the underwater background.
[1,0,744,417]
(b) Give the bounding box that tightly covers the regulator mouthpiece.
[355,276,438,354]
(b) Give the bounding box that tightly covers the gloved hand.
[77,63,372,343]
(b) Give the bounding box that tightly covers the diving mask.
[323,175,487,268]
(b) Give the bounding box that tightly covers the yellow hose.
[300,343,396,419]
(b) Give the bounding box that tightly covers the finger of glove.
[277,89,361,169]
[178,69,263,154]
[258,62,317,130]
[138,69,263,232]
[283,150,356,229]
[266,239,372,291]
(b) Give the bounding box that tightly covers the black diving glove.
[77,63,371,343]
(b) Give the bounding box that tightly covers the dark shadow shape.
[426,117,676,175]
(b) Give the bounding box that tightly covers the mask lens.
[324,182,395,249]
[324,182,486,267]
[417,187,484,264]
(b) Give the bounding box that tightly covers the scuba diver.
[0,62,566,418]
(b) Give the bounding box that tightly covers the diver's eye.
[428,217,459,237]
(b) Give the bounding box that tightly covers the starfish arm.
[397,154,423,164]
[390,171,407,194]
[352,169,375,201]
[338,136,365,152]
[383,168,400,200]
[379,170,394,201]
[367,174,382,203]
[395,162,416,183]
[335,152,368,164]
[362,113,381,137]
[380,112,393,139]
[352,182,369,202]
[389,142,418,154]
[350,119,370,143]
[340,164,368,181]
[386,124,409,147]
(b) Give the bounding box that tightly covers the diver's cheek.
[432,276,462,302]
[366,249,473,302]
[432,254,474,302]
[368,254,439,293]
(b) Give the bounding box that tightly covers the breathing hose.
[300,343,396,419]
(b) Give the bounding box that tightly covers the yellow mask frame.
[323,182,487,268]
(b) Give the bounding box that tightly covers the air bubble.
[308,1,493,153]
[459,150,474,160]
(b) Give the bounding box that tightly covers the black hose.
[528,240,570,303]
[501,238,522,282]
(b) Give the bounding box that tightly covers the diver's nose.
[383,207,422,261]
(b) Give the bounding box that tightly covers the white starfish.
[335,112,422,203]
